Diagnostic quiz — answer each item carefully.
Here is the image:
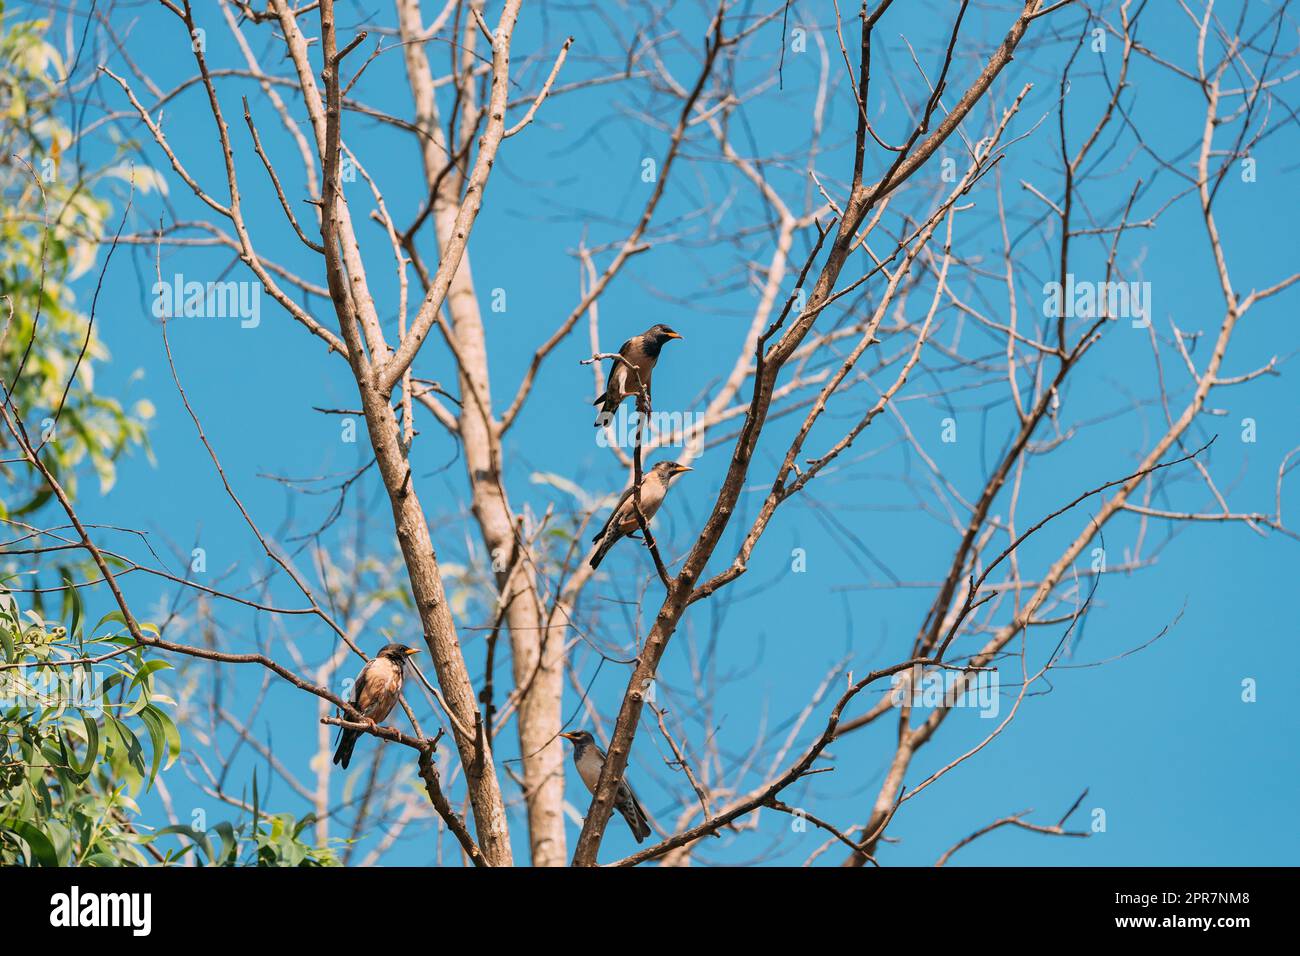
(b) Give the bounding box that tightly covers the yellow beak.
[404,647,422,657]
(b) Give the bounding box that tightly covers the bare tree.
[5,0,1296,867]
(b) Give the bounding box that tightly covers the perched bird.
[332,643,421,769]
[589,460,691,570]
[560,730,651,843]
[593,324,683,426]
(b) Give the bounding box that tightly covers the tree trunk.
[397,0,566,866]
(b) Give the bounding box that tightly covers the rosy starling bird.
[593,324,682,426]
[332,642,421,769]
[560,730,652,843]
[589,460,691,569]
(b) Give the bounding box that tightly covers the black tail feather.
[589,533,616,569]
[593,395,617,427]
[332,729,359,769]
[619,796,651,843]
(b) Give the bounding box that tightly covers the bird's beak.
[404,647,422,657]
[559,731,579,741]
[666,331,683,340]
[673,464,693,475]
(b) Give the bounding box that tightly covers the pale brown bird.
[589,460,691,569]
[332,643,420,769]
[593,324,682,426]
[560,730,652,843]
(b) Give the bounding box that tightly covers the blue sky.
[23,0,1300,865]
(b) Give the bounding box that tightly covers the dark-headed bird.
[560,729,651,843]
[332,642,421,769]
[589,460,691,570]
[593,324,682,426]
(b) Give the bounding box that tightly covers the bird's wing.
[573,747,604,793]
[592,485,636,543]
[356,657,399,717]
[350,658,377,708]
[625,340,655,392]
[601,339,636,397]
[596,743,650,840]
[589,741,646,813]
[624,338,649,381]
[622,780,651,831]
[338,658,374,744]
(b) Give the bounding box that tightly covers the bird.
[560,730,651,843]
[588,460,691,570]
[593,324,683,426]
[332,643,421,769]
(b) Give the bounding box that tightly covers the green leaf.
[105,715,144,778]
[155,707,181,770]
[92,610,128,635]
[3,821,59,866]
[67,714,99,776]
[61,573,82,641]
[150,824,214,864]
[211,821,237,866]
[135,705,166,788]
[129,658,172,691]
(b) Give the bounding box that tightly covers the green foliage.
[152,812,341,867]
[0,586,338,866]
[0,11,155,514]
[0,586,179,864]
[0,16,334,867]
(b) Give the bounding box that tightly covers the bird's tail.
[619,795,652,844]
[593,394,617,427]
[589,533,616,570]
[332,729,359,769]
